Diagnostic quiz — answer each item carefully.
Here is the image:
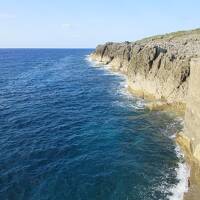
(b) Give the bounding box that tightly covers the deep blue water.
[0,49,184,200]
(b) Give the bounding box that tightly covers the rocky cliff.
[183,58,200,163]
[91,29,200,198]
[90,29,200,105]
[176,59,200,200]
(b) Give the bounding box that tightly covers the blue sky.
[0,0,200,48]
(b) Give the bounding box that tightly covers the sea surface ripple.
[0,49,188,200]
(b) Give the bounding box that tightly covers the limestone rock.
[90,28,200,104]
[184,58,200,163]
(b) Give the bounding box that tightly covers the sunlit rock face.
[91,29,200,104]
[184,58,200,163]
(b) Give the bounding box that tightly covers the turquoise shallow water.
[0,49,187,200]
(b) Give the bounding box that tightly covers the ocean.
[0,49,189,200]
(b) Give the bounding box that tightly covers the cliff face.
[91,29,200,166]
[184,59,200,162]
[176,59,200,200]
[90,29,200,104]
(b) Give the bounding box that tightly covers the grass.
[135,28,200,43]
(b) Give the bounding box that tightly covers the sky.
[0,0,200,48]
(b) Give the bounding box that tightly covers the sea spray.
[168,146,190,200]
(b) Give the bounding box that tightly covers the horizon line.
[0,47,95,49]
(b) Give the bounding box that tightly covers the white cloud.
[0,13,16,19]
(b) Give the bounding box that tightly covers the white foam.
[87,55,146,110]
[113,83,146,110]
[161,117,190,200]
[85,55,107,69]
[85,55,92,62]
[167,146,190,200]
[117,81,146,109]
[113,99,145,110]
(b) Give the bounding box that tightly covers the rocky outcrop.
[183,58,200,163]
[91,41,132,73]
[90,29,200,105]
[176,59,200,200]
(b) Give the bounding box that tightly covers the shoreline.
[87,55,193,200]
[176,133,200,200]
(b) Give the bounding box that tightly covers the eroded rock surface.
[184,58,200,162]
[90,29,200,104]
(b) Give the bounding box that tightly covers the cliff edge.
[90,29,200,105]
[177,59,200,200]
